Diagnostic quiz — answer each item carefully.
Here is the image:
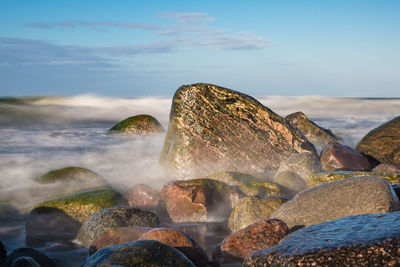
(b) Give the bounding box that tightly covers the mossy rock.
[36,166,106,187]
[109,114,164,135]
[33,188,128,223]
[228,196,288,232]
[308,171,400,187]
[207,172,282,197]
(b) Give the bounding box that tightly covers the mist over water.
[0,95,399,211]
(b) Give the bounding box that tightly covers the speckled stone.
[357,115,400,166]
[139,228,209,267]
[161,178,240,223]
[373,163,400,173]
[160,83,316,178]
[89,226,153,255]
[308,171,400,187]
[286,111,342,148]
[228,196,288,232]
[320,142,371,171]
[244,212,400,267]
[212,219,288,266]
[108,114,164,135]
[76,206,160,247]
[128,184,161,207]
[274,152,322,181]
[271,176,398,229]
[80,240,195,267]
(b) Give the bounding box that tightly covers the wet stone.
[76,206,160,247]
[0,203,23,227]
[271,176,398,229]
[139,228,209,267]
[274,152,322,182]
[320,142,371,171]
[81,240,195,267]
[4,247,56,267]
[243,212,400,267]
[108,114,164,135]
[213,219,288,266]
[373,163,400,173]
[128,184,161,208]
[160,83,316,178]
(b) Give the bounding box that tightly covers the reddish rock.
[372,163,400,173]
[139,228,209,267]
[320,142,371,171]
[128,184,161,207]
[161,178,240,223]
[89,227,153,255]
[212,219,289,265]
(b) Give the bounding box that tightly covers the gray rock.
[273,171,307,192]
[228,196,288,232]
[270,176,398,229]
[244,212,400,266]
[80,240,195,267]
[160,83,316,178]
[0,203,23,226]
[76,206,160,247]
[275,152,322,181]
[4,248,55,267]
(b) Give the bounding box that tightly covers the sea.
[0,95,399,265]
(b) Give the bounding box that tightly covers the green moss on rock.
[33,188,128,223]
[109,114,164,135]
[308,171,400,187]
[36,167,103,184]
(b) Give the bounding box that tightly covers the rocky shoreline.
[1,83,400,266]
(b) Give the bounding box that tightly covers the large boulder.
[320,142,371,171]
[139,228,209,267]
[33,188,127,223]
[81,240,195,267]
[76,206,160,247]
[308,171,400,187]
[285,111,342,148]
[108,114,164,135]
[161,178,240,223]
[212,219,288,266]
[357,115,400,166]
[270,176,398,229]
[206,172,283,197]
[228,196,287,232]
[244,212,400,266]
[160,83,316,177]
[89,226,153,255]
[26,206,81,246]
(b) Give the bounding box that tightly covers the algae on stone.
[36,167,103,184]
[207,172,282,197]
[109,114,164,135]
[33,188,128,223]
[309,171,400,187]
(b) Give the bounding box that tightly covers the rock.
[320,142,371,171]
[33,188,127,223]
[373,163,400,173]
[274,152,322,180]
[76,206,159,247]
[228,196,288,232]
[139,228,209,267]
[108,114,164,135]
[81,240,195,267]
[213,219,288,265]
[0,240,6,266]
[160,178,240,223]
[357,115,400,166]
[36,167,103,185]
[273,171,307,192]
[244,212,400,266]
[128,184,161,207]
[4,248,56,267]
[89,226,153,255]
[309,171,400,187]
[0,203,23,226]
[160,83,316,178]
[271,176,398,229]
[206,171,283,197]
[25,206,81,246]
[285,111,342,148]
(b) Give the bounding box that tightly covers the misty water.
[0,95,399,265]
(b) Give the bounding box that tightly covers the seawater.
[0,95,399,265]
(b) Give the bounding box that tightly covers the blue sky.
[0,0,399,97]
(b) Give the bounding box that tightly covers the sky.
[0,0,399,97]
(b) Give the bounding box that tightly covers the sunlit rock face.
[160,83,316,178]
